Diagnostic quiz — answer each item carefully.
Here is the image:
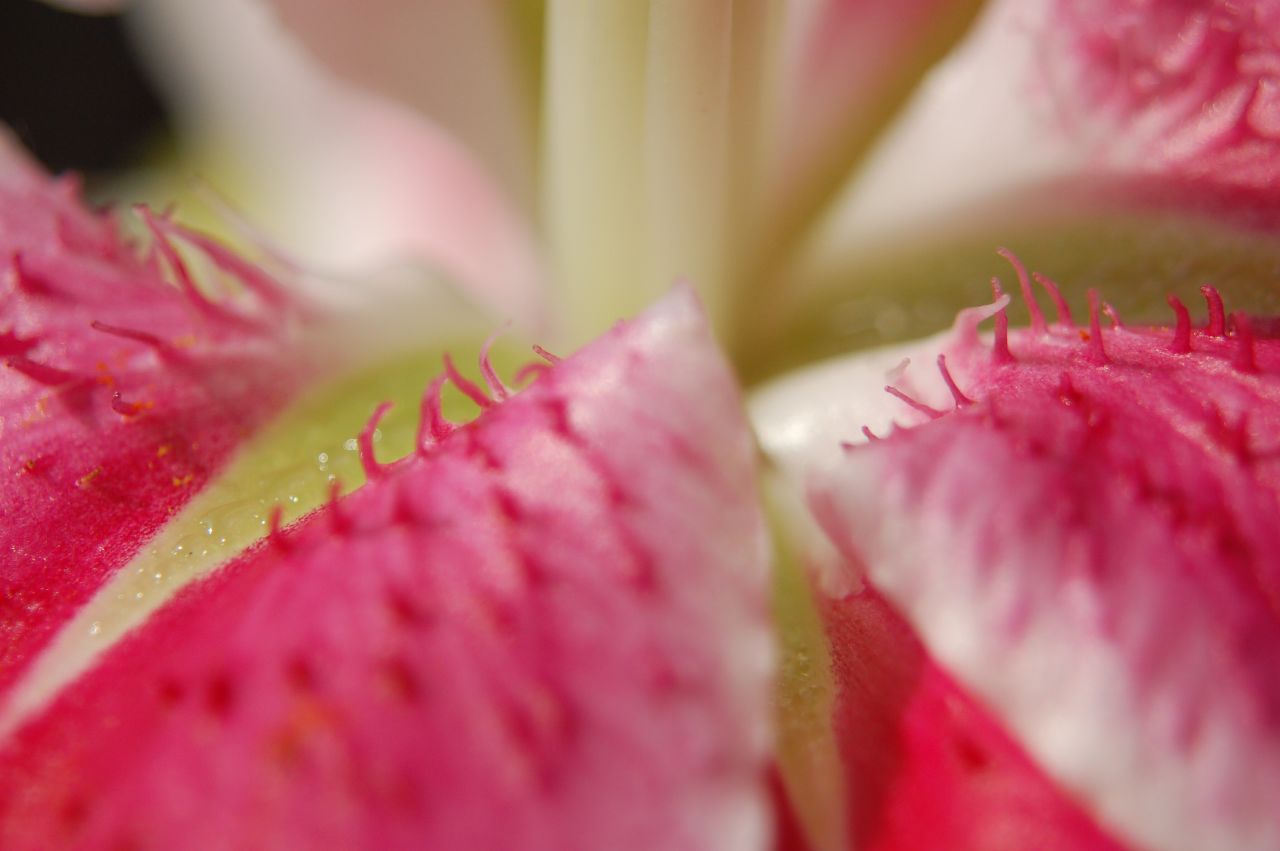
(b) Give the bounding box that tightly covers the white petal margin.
[750,331,947,479]
[750,294,1011,479]
[750,330,950,599]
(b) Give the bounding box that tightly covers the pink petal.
[0,288,775,851]
[801,278,1280,851]
[1045,0,1280,188]
[805,0,1280,268]
[0,135,308,700]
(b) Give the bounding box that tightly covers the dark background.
[0,0,167,175]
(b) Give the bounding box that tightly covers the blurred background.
[0,0,165,178]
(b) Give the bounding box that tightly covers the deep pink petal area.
[822,589,1130,851]
[0,142,305,697]
[809,283,1280,851]
[0,288,774,851]
[1048,0,1280,187]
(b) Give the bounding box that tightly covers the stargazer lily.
[2,1,1280,850]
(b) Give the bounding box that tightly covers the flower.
[3,1,1280,850]
[0,134,774,849]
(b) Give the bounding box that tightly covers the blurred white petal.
[256,0,538,208]
[128,0,545,329]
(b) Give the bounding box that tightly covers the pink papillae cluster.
[808,254,1280,851]
[1049,0,1280,185]
[0,139,308,701]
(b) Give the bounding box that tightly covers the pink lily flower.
[4,1,1280,850]
[0,137,773,850]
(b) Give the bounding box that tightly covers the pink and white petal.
[129,0,544,330]
[0,138,310,700]
[801,0,1280,280]
[762,281,1280,851]
[252,0,537,206]
[1044,0,1280,188]
[0,288,775,851]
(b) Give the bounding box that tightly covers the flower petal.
[129,0,545,329]
[760,0,983,244]
[807,0,1280,261]
[762,275,1280,851]
[1045,0,1280,188]
[0,134,308,700]
[816,589,1131,851]
[252,0,537,206]
[0,288,775,850]
[767,0,1280,375]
